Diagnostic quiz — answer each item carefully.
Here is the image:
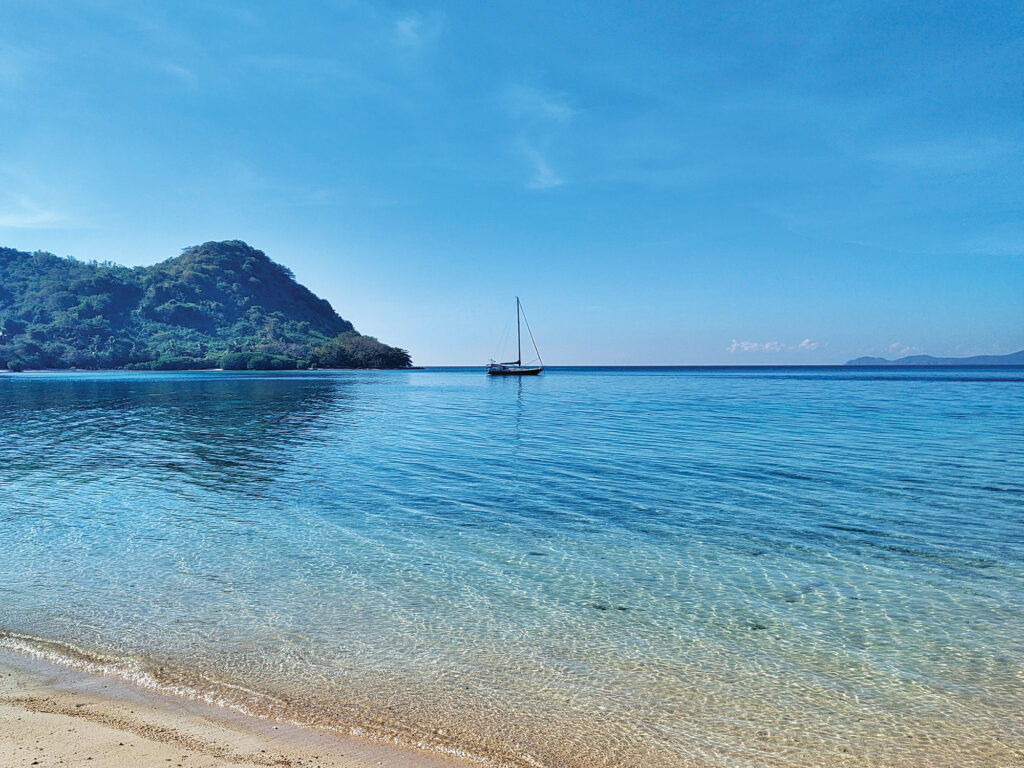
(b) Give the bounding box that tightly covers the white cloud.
[523,146,563,190]
[887,342,921,357]
[729,338,822,353]
[729,340,758,353]
[729,339,784,353]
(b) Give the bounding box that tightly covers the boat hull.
[487,366,543,376]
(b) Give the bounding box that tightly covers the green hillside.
[0,241,411,370]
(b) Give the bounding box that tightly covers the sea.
[0,367,1021,767]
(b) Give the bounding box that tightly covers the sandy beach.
[0,650,473,768]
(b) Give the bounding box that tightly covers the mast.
[516,296,522,365]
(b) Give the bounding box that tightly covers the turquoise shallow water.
[0,368,1022,767]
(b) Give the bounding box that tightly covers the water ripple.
[0,368,1022,767]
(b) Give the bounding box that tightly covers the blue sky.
[1,1,1022,365]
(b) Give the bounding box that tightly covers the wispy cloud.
[869,136,1019,172]
[503,83,574,190]
[798,338,819,350]
[956,225,1024,257]
[159,62,197,88]
[0,44,41,90]
[393,12,444,50]
[0,195,66,229]
[502,83,575,123]
[244,55,348,83]
[522,146,564,190]
[228,161,400,209]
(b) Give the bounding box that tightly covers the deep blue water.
[0,368,1022,767]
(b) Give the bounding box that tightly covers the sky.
[1,1,1022,365]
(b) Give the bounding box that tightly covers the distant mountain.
[0,240,411,370]
[846,350,1024,366]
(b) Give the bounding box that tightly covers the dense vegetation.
[0,241,411,370]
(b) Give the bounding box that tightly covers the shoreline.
[0,648,478,768]
[4,364,1024,374]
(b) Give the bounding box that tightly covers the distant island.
[0,240,411,371]
[846,350,1024,366]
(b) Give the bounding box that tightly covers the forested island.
[0,240,411,371]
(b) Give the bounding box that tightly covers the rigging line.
[519,303,543,366]
[496,318,512,361]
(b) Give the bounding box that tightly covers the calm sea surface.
[1,368,1022,767]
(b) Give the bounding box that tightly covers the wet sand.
[0,650,476,768]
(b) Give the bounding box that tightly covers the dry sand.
[0,650,476,768]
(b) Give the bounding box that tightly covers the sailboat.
[487,297,544,376]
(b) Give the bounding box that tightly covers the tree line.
[0,241,412,371]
